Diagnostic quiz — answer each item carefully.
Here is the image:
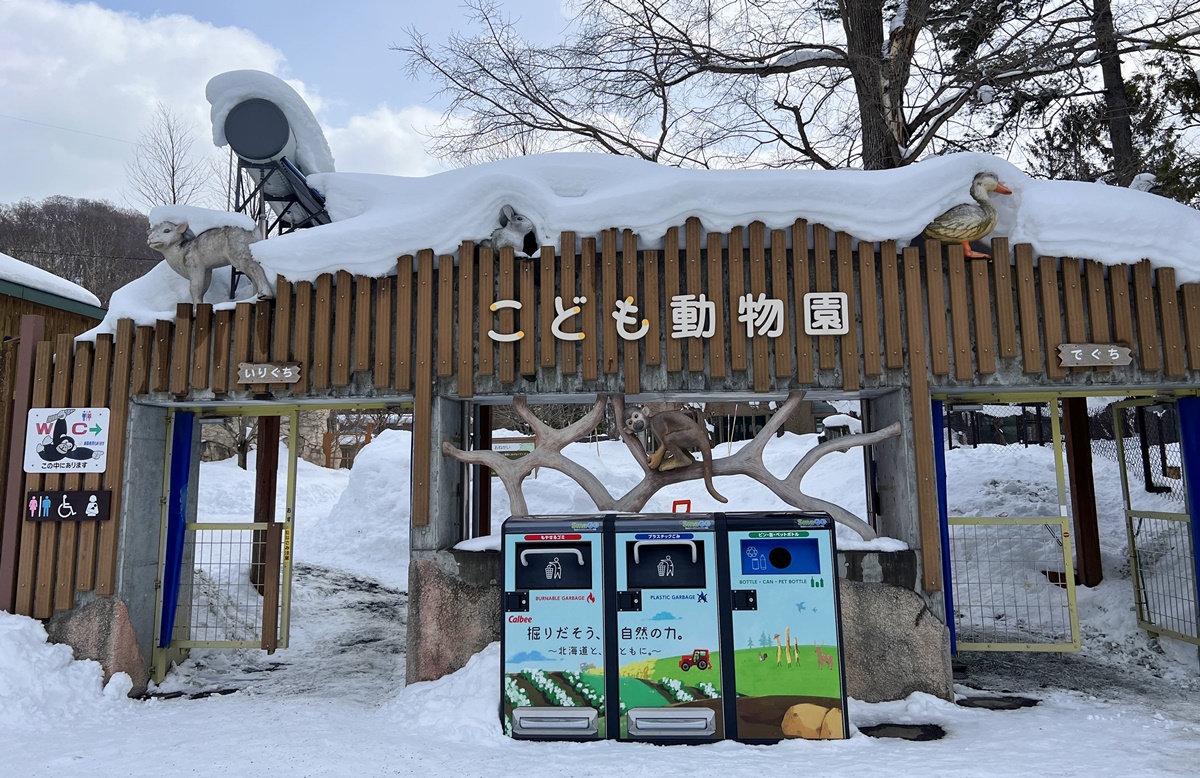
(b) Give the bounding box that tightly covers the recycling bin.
[611,513,724,742]
[501,515,609,739]
[722,511,848,742]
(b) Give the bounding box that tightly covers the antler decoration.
[442,393,900,539]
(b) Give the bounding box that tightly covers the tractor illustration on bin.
[679,649,711,671]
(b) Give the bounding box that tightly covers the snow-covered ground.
[2,431,1199,776]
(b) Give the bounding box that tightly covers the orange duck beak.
[994,183,1013,195]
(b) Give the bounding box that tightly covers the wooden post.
[249,416,280,593]
[0,316,44,612]
[1061,398,1102,587]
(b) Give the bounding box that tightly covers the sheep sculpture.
[147,221,274,304]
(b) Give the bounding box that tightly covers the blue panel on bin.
[738,537,819,576]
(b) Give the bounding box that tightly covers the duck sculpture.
[923,172,1012,258]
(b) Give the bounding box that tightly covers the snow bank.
[0,612,132,730]
[0,249,101,307]
[206,70,334,175]
[384,642,507,744]
[300,429,412,591]
[92,145,1200,326]
[148,204,256,233]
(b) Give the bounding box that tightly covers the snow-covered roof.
[0,249,101,308]
[90,148,1200,332]
[206,70,335,175]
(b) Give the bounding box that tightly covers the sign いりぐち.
[237,362,302,384]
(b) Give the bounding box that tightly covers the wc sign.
[24,408,110,473]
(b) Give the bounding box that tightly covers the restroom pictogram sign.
[25,490,111,521]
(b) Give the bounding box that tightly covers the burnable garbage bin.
[722,511,848,742]
[501,515,609,739]
[611,513,724,742]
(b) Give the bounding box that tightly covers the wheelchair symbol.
[57,495,76,519]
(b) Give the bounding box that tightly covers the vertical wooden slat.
[560,233,579,375]
[55,341,91,610]
[580,238,599,381]
[293,281,313,394]
[991,237,1017,359]
[792,220,813,382]
[439,257,457,378]
[540,244,556,369]
[1039,256,1066,380]
[924,240,949,376]
[0,316,44,612]
[748,222,770,392]
[231,302,253,392]
[354,274,373,373]
[76,336,110,591]
[729,226,748,373]
[457,245,475,396]
[211,310,233,394]
[251,300,272,393]
[1061,258,1087,343]
[685,218,705,373]
[395,256,414,391]
[813,225,836,371]
[170,304,192,396]
[1157,268,1186,377]
[476,248,494,378]
[859,241,881,376]
[312,274,333,390]
[1182,283,1200,371]
[770,229,792,379]
[835,232,860,391]
[497,247,517,383]
[622,230,641,394]
[1015,244,1042,374]
[1085,260,1112,343]
[34,334,74,617]
[706,232,727,380]
[96,320,135,596]
[970,258,996,375]
[602,229,620,374]
[642,246,661,367]
[190,303,213,391]
[519,254,536,376]
[152,320,173,394]
[374,276,394,390]
[16,341,52,616]
[271,278,293,391]
[902,247,941,592]
[946,245,973,381]
[1110,263,1134,347]
[879,240,904,369]
[663,227,682,371]
[133,326,153,395]
[412,251,435,526]
[332,270,353,387]
[1132,260,1162,372]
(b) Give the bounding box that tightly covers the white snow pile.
[147,204,256,234]
[822,414,863,433]
[0,612,132,730]
[206,70,335,175]
[457,430,908,553]
[0,249,101,307]
[90,143,1200,332]
[300,429,412,591]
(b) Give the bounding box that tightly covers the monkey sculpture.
[623,406,728,503]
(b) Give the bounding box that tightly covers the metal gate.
[1113,398,1200,646]
[152,409,298,679]
[935,398,1081,653]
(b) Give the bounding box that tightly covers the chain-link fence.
[1090,401,1186,509]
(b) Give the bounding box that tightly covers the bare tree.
[124,103,221,209]
[399,0,1200,171]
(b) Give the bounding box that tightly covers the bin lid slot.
[519,547,585,566]
[633,539,697,564]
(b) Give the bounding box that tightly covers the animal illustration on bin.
[501,512,848,744]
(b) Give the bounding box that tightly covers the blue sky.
[0,0,566,205]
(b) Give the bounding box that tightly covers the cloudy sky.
[0,0,567,207]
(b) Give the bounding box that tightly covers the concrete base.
[406,550,501,683]
[839,580,954,702]
[45,595,149,697]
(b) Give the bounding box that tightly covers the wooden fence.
[3,218,1199,614]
